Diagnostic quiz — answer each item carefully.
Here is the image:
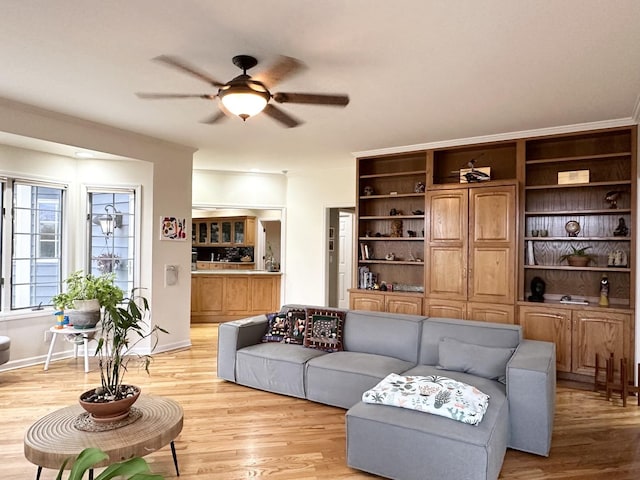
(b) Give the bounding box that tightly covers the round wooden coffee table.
[24,394,183,479]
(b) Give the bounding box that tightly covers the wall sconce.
[92,204,122,236]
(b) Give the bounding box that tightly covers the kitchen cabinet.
[191,272,281,323]
[191,216,256,246]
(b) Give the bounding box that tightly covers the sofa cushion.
[420,317,521,366]
[305,351,416,409]
[236,342,326,398]
[303,308,346,352]
[261,312,290,343]
[343,310,426,363]
[438,337,515,384]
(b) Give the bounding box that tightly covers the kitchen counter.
[192,269,281,275]
[195,260,256,271]
[191,270,281,323]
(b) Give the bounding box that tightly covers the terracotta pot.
[79,385,140,423]
[567,255,590,267]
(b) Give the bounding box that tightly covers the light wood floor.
[2,324,640,479]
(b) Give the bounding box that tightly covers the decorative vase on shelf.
[567,256,590,267]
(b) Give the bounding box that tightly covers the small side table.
[44,326,98,373]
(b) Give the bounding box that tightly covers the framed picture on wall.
[160,216,187,241]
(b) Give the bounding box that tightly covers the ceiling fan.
[136,54,350,128]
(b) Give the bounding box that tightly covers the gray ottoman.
[346,370,509,480]
[0,336,10,365]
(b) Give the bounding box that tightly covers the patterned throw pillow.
[303,308,346,352]
[282,308,308,345]
[261,312,291,343]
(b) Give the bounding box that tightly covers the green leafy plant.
[52,271,124,310]
[558,246,595,264]
[93,288,167,401]
[56,447,163,479]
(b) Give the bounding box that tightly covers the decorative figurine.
[608,250,628,267]
[528,276,546,302]
[599,274,609,307]
[363,186,374,196]
[414,181,425,193]
[565,220,581,237]
[605,190,623,209]
[613,217,629,237]
[385,253,395,261]
[391,219,403,237]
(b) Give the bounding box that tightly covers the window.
[11,181,65,310]
[87,190,136,295]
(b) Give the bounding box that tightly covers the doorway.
[327,207,355,308]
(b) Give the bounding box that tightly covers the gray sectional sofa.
[217,306,556,480]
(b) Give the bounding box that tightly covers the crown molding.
[352,117,636,158]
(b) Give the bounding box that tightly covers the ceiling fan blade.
[136,92,216,99]
[253,56,305,88]
[263,104,301,128]
[273,92,349,106]
[200,110,227,125]
[153,55,225,87]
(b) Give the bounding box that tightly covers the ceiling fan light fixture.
[219,85,270,120]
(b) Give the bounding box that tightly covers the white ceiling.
[2,1,640,174]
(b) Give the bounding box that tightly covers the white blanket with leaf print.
[362,373,490,425]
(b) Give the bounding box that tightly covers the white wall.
[284,166,356,305]
[0,98,195,370]
[193,169,286,207]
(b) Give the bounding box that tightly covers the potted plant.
[559,246,595,267]
[79,287,167,421]
[52,271,124,329]
[57,447,163,479]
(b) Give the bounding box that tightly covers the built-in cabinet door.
[245,217,256,246]
[209,221,219,244]
[426,190,468,300]
[197,222,208,245]
[468,185,516,304]
[221,221,232,244]
[467,302,513,324]
[385,295,422,315]
[223,276,250,313]
[251,276,281,312]
[572,310,630,377]
[197,276,224,313]
[424,299,467,319]
[518,305,572,372]
[349,292,385,312]
[234,220,245,244]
